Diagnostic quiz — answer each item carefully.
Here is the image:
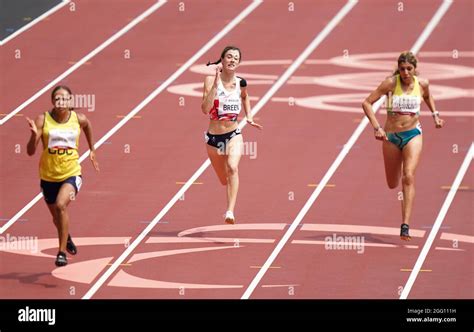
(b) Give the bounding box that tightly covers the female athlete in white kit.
[201,46,262,224]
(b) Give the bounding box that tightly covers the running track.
[0,0,472,301]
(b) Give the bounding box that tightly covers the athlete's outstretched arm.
[362,77,393,140]
[26,114,44,156]
[419,78,444,128]
[201,66,220,115]
[78,113,99,171]
[241,85,262,130]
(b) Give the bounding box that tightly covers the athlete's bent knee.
[226,164,238,176]
[55,202,67,214]
[402,172,415,186]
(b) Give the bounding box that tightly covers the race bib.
[48,129,78,149]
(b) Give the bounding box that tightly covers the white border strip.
[0,0,168,125]
[241,0,453,299]
[0,0,70,46]
[400,142,473,299]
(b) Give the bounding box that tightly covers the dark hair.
[206,46,241,66]
[51,85,74,110]
[393,51,419,75]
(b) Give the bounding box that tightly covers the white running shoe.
[224,211,235,224]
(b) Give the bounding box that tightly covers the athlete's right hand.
[374,127,388,141]
[213,65,222,87]
[26,117,38,135]
[90,150,100,172]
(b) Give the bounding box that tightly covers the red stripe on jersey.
[209,99,220,120]
[209,98,237,121]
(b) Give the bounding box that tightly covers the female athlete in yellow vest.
[26,86,99,266]
[362,51,444,240]
[202,46,262,224]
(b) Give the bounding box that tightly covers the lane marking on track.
[84,0,354,299]
[400,142,473,299]
[0,0,70,46]
[107,264,132,267]
[0,0,168,125]
[435,247,465,251]
[440,232,474,244]
[2,223,469,287]
[68,61,92,65]
[0,218,27,222]
[307,183,335,187]
[440,185,470,190]
[0,1,254,235]
[0,113,23,117]
[81,0,264,299]
[116,115,142,119]
[242,0,454,300]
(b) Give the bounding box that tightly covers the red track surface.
[0,0,472,301]
[0,0,159,119]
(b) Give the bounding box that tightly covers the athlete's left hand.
[247,119,263,130]
[26,117,38,135]
[90,150,100,172]
[434,116,444,129]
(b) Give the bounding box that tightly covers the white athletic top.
[209,76,246,121]
[390,75,422,116]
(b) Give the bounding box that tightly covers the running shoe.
[224,211,235,224]
[400,223,411,241]
[66,234,77,255]
[55,251,68,267]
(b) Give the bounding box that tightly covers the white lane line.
[0,0,262,236]
[241,0,453,299]
[0,0,70,46]
[0,194,43,234]
[0,0,168,125]
[81,0,263,299]
[410,0,453,54]
[85,0,357,301]
[400,142,473,299]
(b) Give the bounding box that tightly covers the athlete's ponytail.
[206,46,242,66]
[206,59,221,66]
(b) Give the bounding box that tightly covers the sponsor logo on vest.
[393,96,419,110]
[48,129,78,149]
[48,148,74,155]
